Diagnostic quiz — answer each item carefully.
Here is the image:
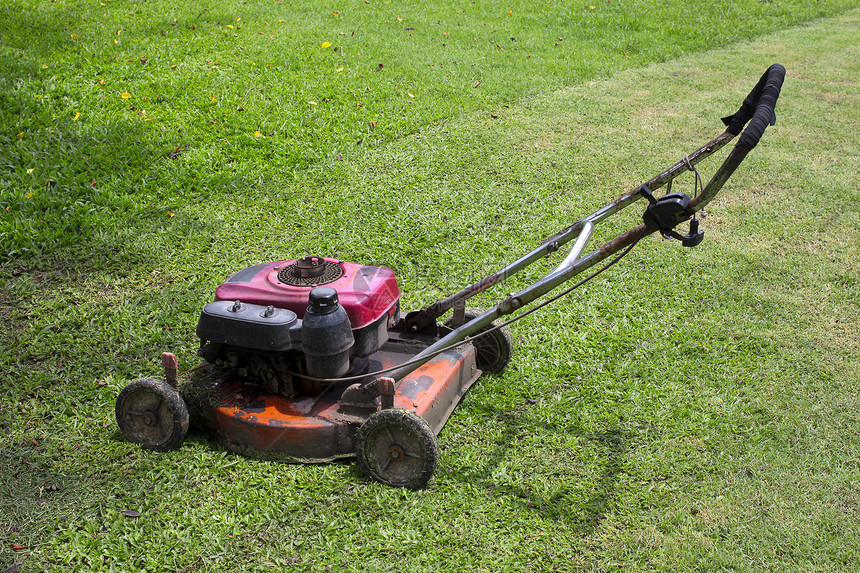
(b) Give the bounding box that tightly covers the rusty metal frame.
[403,131,736,334]
[393,130,746,384]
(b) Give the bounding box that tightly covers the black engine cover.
[196,300,302,352]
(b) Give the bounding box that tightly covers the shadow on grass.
[97,393,625,538]
[0,7,260,272]
[448,405,627,534]
[0,444,128,568]
[0,434,227,571]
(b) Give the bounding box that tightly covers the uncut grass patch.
[1,0,858,263]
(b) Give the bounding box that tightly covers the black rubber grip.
[721,64,785,152]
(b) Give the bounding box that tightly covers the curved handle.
[722,63,786,152]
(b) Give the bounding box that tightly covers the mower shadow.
[106,388,622,533]
[445,403,626,534]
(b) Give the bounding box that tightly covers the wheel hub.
[128,409,158,426]
[387,444,405,461]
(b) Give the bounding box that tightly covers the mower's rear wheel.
[116,378,189,451]
[355,409,439,489]
[445,308,513,375]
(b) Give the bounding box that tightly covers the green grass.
[2,1,860,571]
[2,0,857,262]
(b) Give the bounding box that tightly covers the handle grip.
[722,63,785,152]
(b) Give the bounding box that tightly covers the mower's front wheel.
[445,308,513,375]
[355,409,439,489]
[115,378,189,451]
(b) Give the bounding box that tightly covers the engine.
[196,256,401,395]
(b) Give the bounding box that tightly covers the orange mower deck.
[180,340,480,463]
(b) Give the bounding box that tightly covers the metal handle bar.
[403,130,736,333]
[391,65,785,383]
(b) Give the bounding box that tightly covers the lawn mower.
[115,64,785,489]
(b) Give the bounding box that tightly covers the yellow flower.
[321,42,332,49]
[121,92,131,99]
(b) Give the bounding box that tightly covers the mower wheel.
[445,308,513,375]
[115,378,189,452]
[355,409,439,489]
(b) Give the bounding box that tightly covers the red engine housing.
[214,257,401,330]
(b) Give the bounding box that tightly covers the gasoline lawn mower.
[116,64,785,489]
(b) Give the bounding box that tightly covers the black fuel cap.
[308,286,339,314]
